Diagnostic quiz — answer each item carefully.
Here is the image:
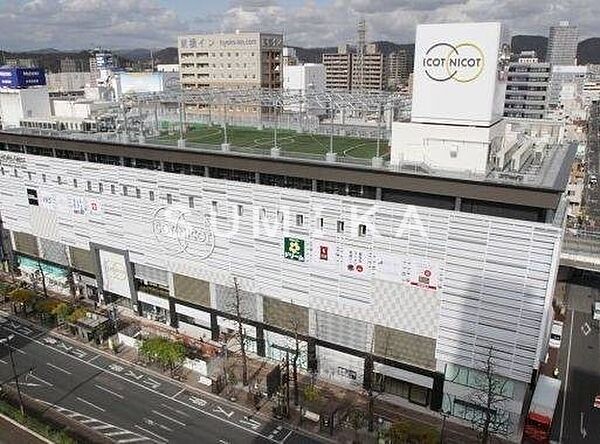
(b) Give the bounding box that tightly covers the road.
[551,279,600,443]
[0,314,324,444]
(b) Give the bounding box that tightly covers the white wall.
[0,153,563,383]
[390,120,505,173]
[0,87,51,128]
[283,64,326,113]
[411,22,508,126]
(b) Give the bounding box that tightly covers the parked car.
[549,321,564,349]
[593,302,600,321]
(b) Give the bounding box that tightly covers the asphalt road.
[551,281,600,443]
[0,314,324,444]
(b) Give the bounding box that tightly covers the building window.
[260,208,267,220]
[237,205,243,216]
[122,185,128,196]
[211,200,218,214]
[296,214,304,227]
[87,180,92,191]
[98,183,103,193]
[73,178,78,188]
[149,190,155,201]
[110,184,116,194]
[337,220,345,233]
[27,172,32,181]
[57,175,62,184]
[27,188,38,206]
[318,217,324,229]
[136,188,141,199]
[42,173,46,183]
[188,196,194,208]
[358,224,367,237]
[166,193,173,204]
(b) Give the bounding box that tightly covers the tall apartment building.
[547,21,579,66]
[178,32,282,90]
[351,43,385,91]
[504,51,551,119]
[323,44,385,91]
[323,45,353,90]
[387,49,412,90]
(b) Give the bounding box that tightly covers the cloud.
[0,0,186,50]
[1,0,599,50]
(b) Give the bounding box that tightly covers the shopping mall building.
[0,23,573,437]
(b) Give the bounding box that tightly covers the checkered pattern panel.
[39,237,68,266]
[134,263,169,286]
[374,325,436,370]
[173,273,210,307]
[315,310,370,351]
[372,279,440,339]
[68,246,95,275]
[263,296,308,334]
[214,283,259,321]
[13,232,39,257]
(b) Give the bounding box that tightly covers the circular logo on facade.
[423,42,485,83]
[152,207,215,259]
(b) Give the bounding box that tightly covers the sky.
[0,0,598,51]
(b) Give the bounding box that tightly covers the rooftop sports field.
[153,124,388,159]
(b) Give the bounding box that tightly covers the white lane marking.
[160,403,190,418]
[171,388,185,399]
[143,418,172,432]
[117,439,150,444]
[88,355,100,363]
[280,429,293,443]
[118,438,151,444]
[580,411,587,438]
[76,397,106,413]
[0,358,7,364]
[106,430,134,437]
[134,425,168,443]
[151,410,186,427]
[47,362,72,375]
[2,322,285,443]
[95,384,125,399]
[91,424,117,430]
[559,309,575,443]
[28,373,53,387]
[219,440,230,444]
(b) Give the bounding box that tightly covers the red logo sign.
[320,246,328,260]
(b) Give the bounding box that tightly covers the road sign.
[594,395,600,409]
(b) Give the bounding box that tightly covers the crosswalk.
[42,403,155,443]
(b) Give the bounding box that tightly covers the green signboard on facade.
[284,237,305,262]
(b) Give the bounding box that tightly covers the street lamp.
[0,334,24,415]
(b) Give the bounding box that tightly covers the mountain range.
[2,35,600,72]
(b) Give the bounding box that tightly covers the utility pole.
[1,334,24,415]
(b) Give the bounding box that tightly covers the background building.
[89,49,114,86]
[547,21,579,66]
[323,46,353,90]
[504,51,551,119]
[387,49,410,90]
[178,32,282,90]
[548,65,588,109]
[351,43,385,91]
[282,63,326,113]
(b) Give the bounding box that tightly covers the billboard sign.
[411,22,508,126]
[283,237,305,262]
[0,67,46,89]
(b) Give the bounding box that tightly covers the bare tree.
[36,259,48,299]
[468,346,511,443]
[289,311,304,406]
[232,277,249,387]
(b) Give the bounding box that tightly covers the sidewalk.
[0,274,482,443]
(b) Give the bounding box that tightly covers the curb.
[0,412,54,444]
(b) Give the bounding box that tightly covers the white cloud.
[0,0,599,50]
[0,0,186,50]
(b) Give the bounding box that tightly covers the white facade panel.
[0,153,563,383]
